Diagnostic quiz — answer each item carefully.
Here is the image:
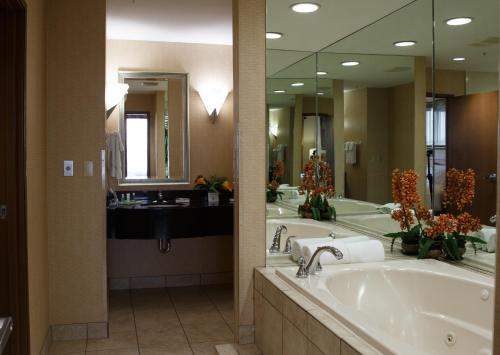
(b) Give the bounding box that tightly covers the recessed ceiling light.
[316,71,328,75]
[446,17,472,26]
[317,92,324,95]
[394,41,416,47]
[290,2,320,13]
[266,32,283,39]
[291,82,304,87]
[273,90,286,93]
[341,61,359,67]
[452,57,466,61]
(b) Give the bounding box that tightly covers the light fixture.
[198,87,230,123]
[394,41,416,47]
[105,83,129,112]
[290,2,320,13]
[446,17,472,26]
[270,124,279,137]
[291,82,304,87]
[316,71,328,75]
[266,32,283,39]
[452,57,466,61]
[273,89,286,93]
[341,61,359,67]
[317,92,324,95]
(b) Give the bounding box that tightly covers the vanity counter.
[107,192,233,240]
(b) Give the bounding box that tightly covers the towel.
[344,141,357,165]
[302,240,385,265]
[106,131,125,179]
[291,235,370,261]
[477,229,497,253]
[377,203,400,214]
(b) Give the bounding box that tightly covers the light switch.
[84,161,93,177]
[63,160,74,176]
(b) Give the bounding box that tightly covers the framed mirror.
[118,71,189,184]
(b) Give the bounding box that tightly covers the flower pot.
[207,191,219,206]
[320,211,333,220]
[300,210,313,219]
[457,239,466,258]
[266,191,277,203]
[424,243,443,259]
[401,241,419,255]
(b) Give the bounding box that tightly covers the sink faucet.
[269,225,287,253]
[109,188,119,206]
[296,245,343,278]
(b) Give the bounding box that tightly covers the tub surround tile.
[254,270,264,293]
[307,341,325,355]
[307,314,341,355]
[341,341,362,355]
[257,292,283,355]
[283,318,308,355]
[283,296,309,335]
[262,276,287,313]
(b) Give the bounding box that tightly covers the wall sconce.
[270,124,279,137]
[198,87,229,123]
[105,83,129,117]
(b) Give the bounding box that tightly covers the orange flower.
[424,214,458,239]
[415,205,432,223]
[298,155,335,198]
[195,176,207,186]
[222,181,233,192]
[391,169,421,209]
[456,212,482,235]
[443,168,475,211]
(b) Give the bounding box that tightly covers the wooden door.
[0,0,29,354]
[447,91,498,226]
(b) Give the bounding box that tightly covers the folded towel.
[477,229,497,252]
[377,203,400,214]
[291,235,370,261]
[302,240,385,265]
[344,141,357,165]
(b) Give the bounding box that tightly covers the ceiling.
[107,0,232,45]
[266,0,498,102]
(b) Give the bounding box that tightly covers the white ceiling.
[106,0,232,45]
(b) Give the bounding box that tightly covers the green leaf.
[311,207,320,221]
[465,236,487,244]
[443,238,460,261]
[331,206,337,222]
[418,238,436,259]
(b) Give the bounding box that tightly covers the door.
[447,91,498,226]
[0,0,29,354]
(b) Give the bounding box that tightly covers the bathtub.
[276,260,494,355]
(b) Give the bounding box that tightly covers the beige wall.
[106,39,234,189]
[269,107,292,183]
[426,68,466,97]
[26,0,49,352]
[233,0,266,343]
[46,0,107,325]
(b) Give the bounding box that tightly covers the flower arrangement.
[420,168,484,260]
[298,155,336,221]
[194,175,232,193]
[267,160,285,203]
[384,169,432,254]
[384,168,485,259]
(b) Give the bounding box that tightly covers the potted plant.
[421,169,485,260]
[384,169,432,255]
[194,175,233,205]
[297,155,336,221]
[267,160,285,203]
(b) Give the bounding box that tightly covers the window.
[125,112,149,178]
[426,100,446,146]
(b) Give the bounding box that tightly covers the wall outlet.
[63,160,74,177]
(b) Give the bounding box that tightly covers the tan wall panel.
[233,0,266,343]
[46,0,107,324]
[426,68,466,97]
[26,0,49,352]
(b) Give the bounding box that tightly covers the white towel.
[477,229,497,253]
[377,203,400,214]
[344,141,357,165]
[106,131,125,179]
[302,240,385,265]
[291,235,370,261]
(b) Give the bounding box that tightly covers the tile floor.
[49,285,244,355]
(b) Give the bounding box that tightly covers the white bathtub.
[266,218,362,265]
[276,260,494,355]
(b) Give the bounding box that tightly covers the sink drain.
[445,331,456,346]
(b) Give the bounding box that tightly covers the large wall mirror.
[118,72,189,184]
[265,0,497,274]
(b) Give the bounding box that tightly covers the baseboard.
[109,271,233,290]
[50,321,108,341]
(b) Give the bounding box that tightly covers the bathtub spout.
[297,246,343,278]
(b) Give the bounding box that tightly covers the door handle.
[0,205,6,220]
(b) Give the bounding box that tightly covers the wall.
[46,0,107,326]
[26,0,49,352]
[106,39,234,189]
[426,68,465,96]
[269,107,292,183]
[233,0,266,343]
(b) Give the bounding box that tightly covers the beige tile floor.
[49,285,236,355]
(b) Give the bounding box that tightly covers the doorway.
[0,0,29,354]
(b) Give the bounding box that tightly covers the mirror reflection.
[119,72,189,183]
[265,0,497,273]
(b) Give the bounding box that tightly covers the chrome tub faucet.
[269,225,287,253]
[296,245,343,278]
